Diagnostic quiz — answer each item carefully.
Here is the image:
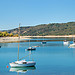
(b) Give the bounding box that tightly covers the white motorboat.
[63,40,69,45]
[9,24,36,67]
[69,41,75,48]
[9,60,36,67]
[26,39,36,51]
[69,43,75,48]
[27,47,36,50]
[69,36,75,48]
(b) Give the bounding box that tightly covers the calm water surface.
[0,39,75,75]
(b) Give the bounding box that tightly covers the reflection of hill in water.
[20,37,73,42]
[10,66,36,73]
[0,38,65,48]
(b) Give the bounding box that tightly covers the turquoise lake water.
[0,38,75,75]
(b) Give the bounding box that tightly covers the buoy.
[7,66,8,68]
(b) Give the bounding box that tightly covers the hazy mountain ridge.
[5,22,75,36]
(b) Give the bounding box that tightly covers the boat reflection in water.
[10,66,36,73]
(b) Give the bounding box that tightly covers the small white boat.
[9,24,36,67]
[69,36,75,48]
[69,41,75,48]
[69,43,75,48]
[9,60,36,67]
[27,47,36,50]
[26,39,36,50]
[63,40,69,45]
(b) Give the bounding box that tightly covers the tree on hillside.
[0,32,2,37]
[9,33,13,37]
[13,34,18,37]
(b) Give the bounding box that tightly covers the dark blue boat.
[41,41,47,44]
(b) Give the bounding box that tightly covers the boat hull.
[9,61,36,67]
[69,43,75,48]
[63,41,69,45]
[41,41,47,44]
[27,48,36,50]
[27,47,36,51]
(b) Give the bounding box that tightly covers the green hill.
[5,22,75,36]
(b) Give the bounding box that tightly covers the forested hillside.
[5,22,75,36]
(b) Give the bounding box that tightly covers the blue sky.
[0,0,75,30]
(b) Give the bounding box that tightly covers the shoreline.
[0,36,31,43]
[23,35,75,38]
[0,35,74,43]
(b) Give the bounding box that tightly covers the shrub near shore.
[0,31,18,37]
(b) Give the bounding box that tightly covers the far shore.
[23,35,75,38]
[0,35,75,43]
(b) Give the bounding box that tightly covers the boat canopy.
[15,60,26,64]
